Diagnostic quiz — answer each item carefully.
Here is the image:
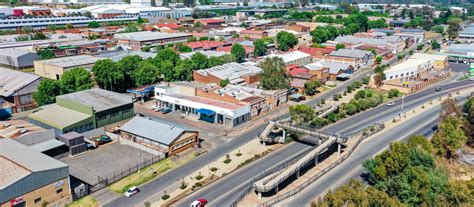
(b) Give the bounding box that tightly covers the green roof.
[28,105,92,130]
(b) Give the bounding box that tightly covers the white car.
[386,102,395,107]
[124,186,140,197]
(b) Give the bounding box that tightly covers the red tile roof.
[184,41,227,50]
[155,23,180,29]
[217,45,254,55]
[297,46,334,56]
[288,67,310,77]
[196,18,225,24]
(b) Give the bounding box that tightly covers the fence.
[89,154,165,193]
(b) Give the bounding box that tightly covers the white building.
[154,84,251,128]
[385,56,434,81]
[265,50,312,66]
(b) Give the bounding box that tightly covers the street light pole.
[400,95,405,118]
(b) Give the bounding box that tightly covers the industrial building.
[34,55,101,80]
[0,49,38,69]
[193,62,262,85]
[114,31,192,51]
[265,51,312,66]
[0,68,41,118]
[0,139,71,207]
[28,88,133,134]
[120,116,199,156]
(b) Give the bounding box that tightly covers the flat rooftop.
[114,31,191,42]
[267,51,311,63]
[170,94,244,110]
[35,55,100,68]
[57,88,132,112]
[195,62,262,82]
[28,105,92,130]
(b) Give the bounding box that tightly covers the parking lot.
[61,141,157,186]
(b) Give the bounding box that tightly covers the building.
[120,116,199,156]
[0,49,38,69]
[184,40,230,51]
[459,24,474,43]
[195,18,225,28]
[440,43,474,64]
[28,88,133,134]
[93,50,156,62]
[0,16,138,30]
[114,31,192,51]
[34,55,101,80]
[385,55,434,81]
[0,139,71,207]
[266,50,312,66]
[193,62,262,85]
[240,30,268,39]
[155,84,251,128]
[329,49,374,68]
[284,24,310,33]
[409,53,447,70]
[0,68,40,117]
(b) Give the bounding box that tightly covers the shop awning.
[196,108,216,116]
[336,73,351,79]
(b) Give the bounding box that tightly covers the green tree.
[176,44,192,52]
[304,81,321,95]
[376,56,383,64]
[432,115,467,159]
[447,17,462,40]
[33,79,61,106]
[387,89,400,98]
[191,52,208,70]
[154,48,179,65]
[276,31,298,51]
[431,41,441,49]
[335,43,345,51]
[65,23,74,29]
[37,49,55,60]
[432,25,444,34]
[344,103,358,115]
[47,25,57,32]
[253,39,267,57]
[60,68,94,94]
[174,59,193,81]
[132,61,160,86]
[92,59,125,92]
[289,104,315,124]
[219,79,230,87]
[231,43,246,63]
[21,26,33,34]
[259,57,290,90]
[88,21,100,28]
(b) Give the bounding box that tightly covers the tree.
[335,43,345,51]
[220,79,230,87]
[132,61,160,86]
[37,49,55,60]
[190,52,208,70]
[431,41,441,49]
[276,31,298,51]
[33,79,61,106]
[289,104,314,124]
[21,26,33,34]
[92,59,125,92]
[231,43,246,63]
[253,39,267,58]
[387,89,400,98]
[304,81,321,95]
[174,59,193,81]
[65,23,74,29]
[432,115,466,159]
[60,68,94,94]
[176,44,192,52]
[259,57,290,90]
[88,21,100,28]
[376,56,382,64]
[432,25,444,34]
[447,17,462,40]
[154,48,179,65]
[47,25,57,32]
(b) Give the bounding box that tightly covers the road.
[175,80,474,207]
[281,95,469,207]
[102,69,373,207]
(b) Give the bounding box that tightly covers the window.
[56,188,63,194]
[34,198,41,203]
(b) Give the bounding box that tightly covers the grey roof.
[29,139,65,152]
[114,31,191,42]
[13,129,55,147]
[36,55,100,68]
[330,49,372,59]
[179,51,229,59]
[94,50,156,62]
[120,116,197,146]
[0,138,67,177]
[445,43,474,54]
[57,88,132,112]
[0,48,36,58]
[334,35,388,46]
[321,61,352,74]
[60,131,82,140]
[460,24,474,35]
[195,62,262,82]
[0,67,40,97]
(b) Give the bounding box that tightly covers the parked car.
[386,102,395,107]
[435,87,441,92]
[125,186,140,197]
[154,106,164,112]
[161,107,172,114]
[190,199,208,207]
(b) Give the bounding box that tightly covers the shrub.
[224,154,232,164]
[195,175,203,180]
[210,167,218,172]
[161,194,170,200]
[387,89,400,98]
[236,149,242,156]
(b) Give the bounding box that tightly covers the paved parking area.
[61,142,156,185]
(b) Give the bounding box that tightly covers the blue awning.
[197,108,216,116]
[290,94,302,99]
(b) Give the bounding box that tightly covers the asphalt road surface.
[175,80,473,207]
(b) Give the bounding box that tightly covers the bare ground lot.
[61,142,156,185]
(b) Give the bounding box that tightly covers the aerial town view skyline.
[0,1,473,207]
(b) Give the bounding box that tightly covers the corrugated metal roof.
[114,31,191,42]
[330,49,372,59]
[120,116,197,146]
[57,88,132,112]
[0,67,40,97]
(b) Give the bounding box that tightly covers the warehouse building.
[0,139,71,207]
[29,88,134,134]
[33,55,101,80]
[193,62,262,85]
[120,116,199,156]
[0,49,38,69]
[265,50,312,66]
[0,68,41,118]
[114,31,192,51]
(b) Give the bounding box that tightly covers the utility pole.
[400,95,405,119]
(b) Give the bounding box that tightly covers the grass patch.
[66,196,98,207]
[108,158,175,193]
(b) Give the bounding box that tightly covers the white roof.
[409,53,447,62]
[0,67,40,97]
[267,51,310,63]
[196,62,262,82]
[387,58,432,72]
[114,31,191,42]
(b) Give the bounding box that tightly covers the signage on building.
[55,179,65,188]
[10,197,24,206]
